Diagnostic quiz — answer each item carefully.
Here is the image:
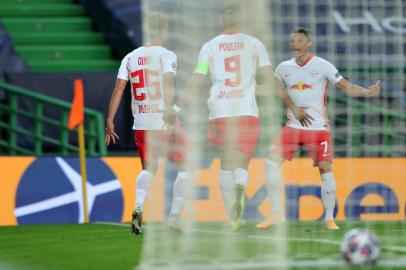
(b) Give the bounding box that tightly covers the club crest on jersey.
[171,62,177,71]
[291,81,313,92]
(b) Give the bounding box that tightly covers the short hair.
[144,12,168,40]
[221,3,241,28]
[291,27,312,40]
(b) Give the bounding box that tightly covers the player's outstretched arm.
[183,73,206,108]
[337,79,381,97]
[163,73,206,124]
[105,78,127,146]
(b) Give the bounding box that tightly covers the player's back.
[201,33,270,119]
[122,46,176,130]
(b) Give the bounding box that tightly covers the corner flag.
[68,80,84,130]
[68,79,89,223]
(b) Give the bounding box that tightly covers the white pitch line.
[196,228,342,245]
[96,222,341,245]
[97,222,406,252]
[384,246,406,253]
[96,222,128,227]
[137,257,406,270]
[137,259,346,269]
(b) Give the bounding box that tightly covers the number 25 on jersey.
[130,69,161,101]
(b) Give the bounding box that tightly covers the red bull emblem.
[291,81,313,92]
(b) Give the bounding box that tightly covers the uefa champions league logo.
[15,157,123,224]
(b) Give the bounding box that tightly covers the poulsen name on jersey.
[219,41,245,51]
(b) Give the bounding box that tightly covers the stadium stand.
[0,0,404,156]
[0,0,119,71]
[0,25,28,78]
[80,0,142,59]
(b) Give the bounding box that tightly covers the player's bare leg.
[256,151,286,229]
[319,161,339,230]
[221,145,249,231]
[131,156,157,236]
[167,171,194,232]
[219,170,234,217]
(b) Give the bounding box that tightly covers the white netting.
[134,0,406,269]
[136,0,287,269]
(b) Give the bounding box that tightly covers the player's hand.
[367,80,381,97]
[163,123,175,136]
[162,108,177,125]
[105,120,119,146]
[292,106,314,127]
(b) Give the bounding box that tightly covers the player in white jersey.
[256,28,380,230]
[168,4,311,231]
[105,12,193,235]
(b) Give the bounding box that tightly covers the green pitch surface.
[0,221,405,270]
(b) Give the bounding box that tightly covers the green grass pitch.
[0,221,405,270]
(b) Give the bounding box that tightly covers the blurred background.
[0,1,405,269]
[1,0,404,158]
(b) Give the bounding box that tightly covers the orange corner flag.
[68,79,84,130]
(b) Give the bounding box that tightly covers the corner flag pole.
[78,122,89,223]
[68,79,89,223]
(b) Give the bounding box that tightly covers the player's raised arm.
[105,78,127,145]
[336,79,381,97]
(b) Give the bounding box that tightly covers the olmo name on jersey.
[138,104,160,113]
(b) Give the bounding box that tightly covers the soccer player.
[256,28,381,230]
[105,12,192,235]
[171,4,311,231]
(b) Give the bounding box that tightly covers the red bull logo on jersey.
[291,81,313,92]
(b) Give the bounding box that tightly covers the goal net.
[136,0,406,269]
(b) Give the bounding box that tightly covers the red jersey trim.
[296,53,313,67]
[222,30,239,35]
[323,80,330,130]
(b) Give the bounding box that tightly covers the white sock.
[233,168,248,187]
[219,170,234,214]
[135,170,154,210]
[321,172,336,221]
[169,171,193,217]
[265,159,283,215]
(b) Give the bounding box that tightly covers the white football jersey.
[117,46,177,130]
[275,55,343,130]
[195,32,271,120]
